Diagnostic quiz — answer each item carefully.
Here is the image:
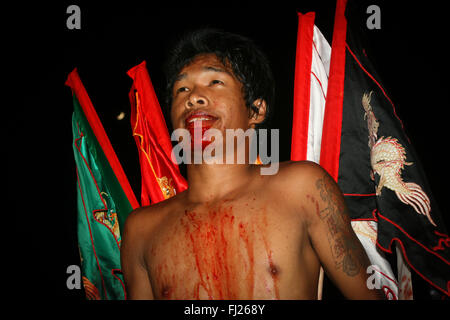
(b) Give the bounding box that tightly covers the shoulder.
[278,160,324,174]
[271,160,330,190]
[122,192,184,241]
[253,160,330,194]
[262,160,339,215]
[276,160,343,202]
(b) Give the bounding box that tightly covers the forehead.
[177,54,234,78]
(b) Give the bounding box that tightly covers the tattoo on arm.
[315,174,366,277]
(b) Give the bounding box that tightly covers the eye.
[175,86,189,95]
[210,79,224,86]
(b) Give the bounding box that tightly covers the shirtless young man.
[121,29,385,300]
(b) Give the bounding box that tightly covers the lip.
[184,111,218,129]
[184,111,218,150]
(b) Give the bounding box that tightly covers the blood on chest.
[148,204,281,299]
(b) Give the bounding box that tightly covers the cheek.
[170,102,184,128]
[218,93,248,123]
[170,109,176,128]
[231,100,251,127]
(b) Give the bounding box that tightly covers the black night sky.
[14,1,449,301]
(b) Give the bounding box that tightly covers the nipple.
[161,285,172,298]
[268,264,279,276]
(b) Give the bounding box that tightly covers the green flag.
[67,68,139,300]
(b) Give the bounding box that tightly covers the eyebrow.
[174,66,232,82]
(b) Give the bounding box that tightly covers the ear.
[248,98,267,128]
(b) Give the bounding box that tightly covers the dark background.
[14,1,449,300]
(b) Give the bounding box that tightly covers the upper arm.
[120,210,155,300]
[301,164,385,299]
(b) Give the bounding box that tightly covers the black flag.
[320,0,449,297]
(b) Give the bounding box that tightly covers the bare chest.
[145,200,304,299]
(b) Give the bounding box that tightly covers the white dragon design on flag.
[362,91,436,226]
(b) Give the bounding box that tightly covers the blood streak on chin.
[188,125,213,150]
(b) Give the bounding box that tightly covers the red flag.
[291,12,330,164]
[319,0,347,181]
[291,12,315,161]
[127,61,188,206]
[291,11,332,300]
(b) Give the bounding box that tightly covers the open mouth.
[185,111,218,129]
[185,111,218,149]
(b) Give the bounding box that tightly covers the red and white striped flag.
[291,6,405,299]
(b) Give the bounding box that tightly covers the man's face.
[170,54,253,138]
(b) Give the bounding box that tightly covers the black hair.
[164,28,275,129]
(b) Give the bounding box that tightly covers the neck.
[185,163,255,204]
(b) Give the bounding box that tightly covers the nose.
[185,90,208,109]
